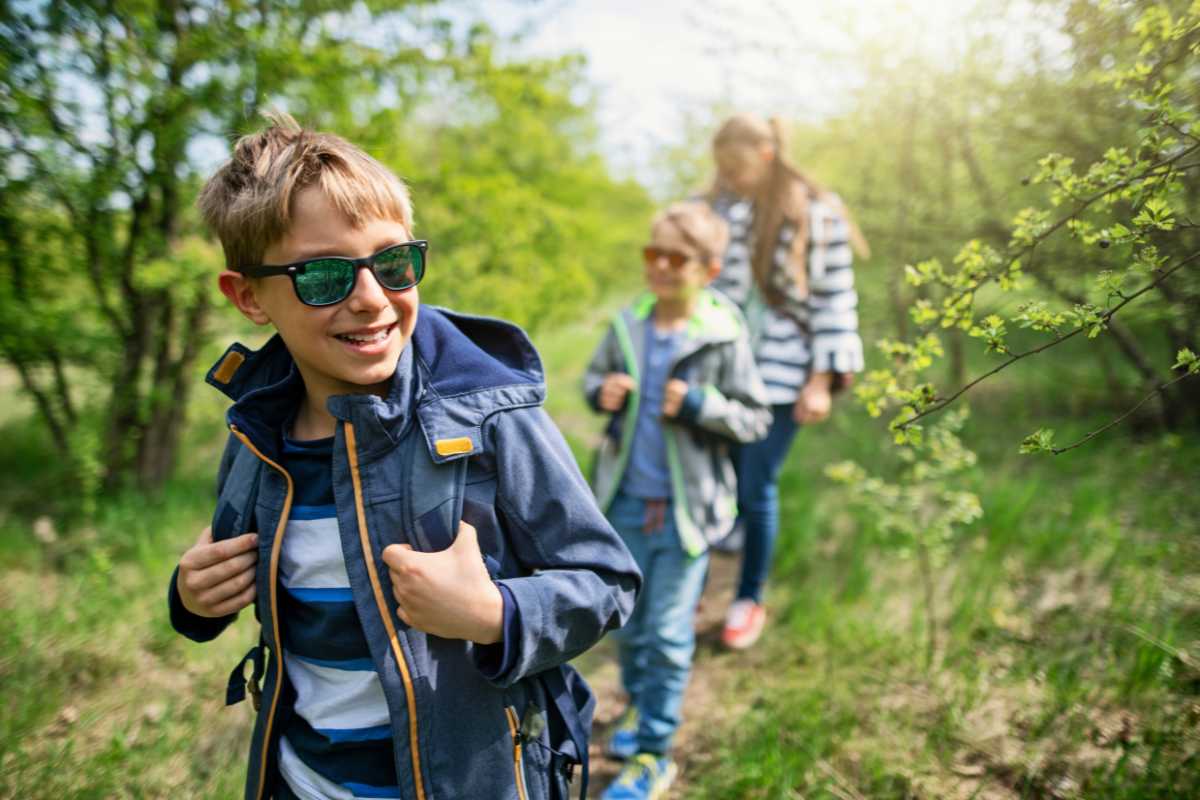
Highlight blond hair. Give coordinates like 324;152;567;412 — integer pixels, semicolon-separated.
651;201;730;263
198;111;414;269
709;114;869;304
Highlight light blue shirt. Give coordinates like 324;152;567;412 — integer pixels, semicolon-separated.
621;325;682;500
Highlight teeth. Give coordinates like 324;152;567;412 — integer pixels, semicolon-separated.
338;328;390;344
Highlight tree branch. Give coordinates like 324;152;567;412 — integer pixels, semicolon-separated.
82;223;130;339
1022;265;1163;386
938;142;1200;308
2;346;70;452
1050;371;1197;455
1164;120;1199;145
3;136;83;222
49;350;77;425
24;34;97;164
4;130;129;339
899;248;1200;428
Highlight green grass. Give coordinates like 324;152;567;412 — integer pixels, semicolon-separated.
678;391;1200;798
1;313;1197;798
0;440;256;797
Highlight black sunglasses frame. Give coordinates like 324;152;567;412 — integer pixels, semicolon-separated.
238;240;428;307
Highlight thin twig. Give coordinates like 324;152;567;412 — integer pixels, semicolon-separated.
938;142;1200;309
898;249;1200;428
1164;120;1200;145
1050;371;1196;454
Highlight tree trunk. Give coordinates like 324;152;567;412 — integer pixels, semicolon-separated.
939;105;967;387
102;315;151;492
917;540;938;669
136;291;209;489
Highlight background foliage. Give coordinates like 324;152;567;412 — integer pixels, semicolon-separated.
0;0;650;503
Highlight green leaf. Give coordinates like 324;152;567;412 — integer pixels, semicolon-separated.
1175;348;1199;374
1019;429;1056;455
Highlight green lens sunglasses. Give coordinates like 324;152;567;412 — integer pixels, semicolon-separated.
238;240;428;307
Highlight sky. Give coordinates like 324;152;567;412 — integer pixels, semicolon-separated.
483;0;1015;180
180;0;1060;192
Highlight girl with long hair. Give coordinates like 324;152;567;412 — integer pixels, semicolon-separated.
706;113;870;649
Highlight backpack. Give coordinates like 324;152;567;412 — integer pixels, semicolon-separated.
219;428;594;800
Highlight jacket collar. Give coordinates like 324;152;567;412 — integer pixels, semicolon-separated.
205;305;545;464
408;305;544;464
623;289;745;349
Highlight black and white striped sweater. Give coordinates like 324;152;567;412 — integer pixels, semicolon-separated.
709;192;864;405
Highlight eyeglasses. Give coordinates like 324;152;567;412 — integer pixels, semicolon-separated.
238;241;428;307
642;245;698;270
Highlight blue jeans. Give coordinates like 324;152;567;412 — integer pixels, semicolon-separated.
734;404;801;602
607;491;709;755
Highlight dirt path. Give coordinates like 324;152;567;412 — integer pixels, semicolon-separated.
582;549;757;798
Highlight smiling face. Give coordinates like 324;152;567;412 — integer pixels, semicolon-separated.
221;186;419;406
643;219;718;306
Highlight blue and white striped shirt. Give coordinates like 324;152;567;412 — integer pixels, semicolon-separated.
277;435;399;800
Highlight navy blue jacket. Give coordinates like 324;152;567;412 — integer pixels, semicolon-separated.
168;305;641;800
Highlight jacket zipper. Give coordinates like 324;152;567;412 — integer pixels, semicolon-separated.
229;424;294;800
505;706;529;800
344;421;427;800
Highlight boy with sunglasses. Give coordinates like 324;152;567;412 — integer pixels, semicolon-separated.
167;113;640;800
583;201;770;800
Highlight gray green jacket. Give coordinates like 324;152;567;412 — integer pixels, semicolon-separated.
583;290;771;556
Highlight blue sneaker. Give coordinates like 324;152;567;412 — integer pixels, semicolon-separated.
600;753;677;800
606;706;639;760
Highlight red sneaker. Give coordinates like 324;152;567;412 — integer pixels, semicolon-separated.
721;599;766;650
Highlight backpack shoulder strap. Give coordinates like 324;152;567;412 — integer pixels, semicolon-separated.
212;433;263;541
405;430;468;553
215;433;266;708
540;665;595;800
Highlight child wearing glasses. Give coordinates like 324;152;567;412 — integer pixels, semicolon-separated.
583;201;770;799
167;112;640;800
